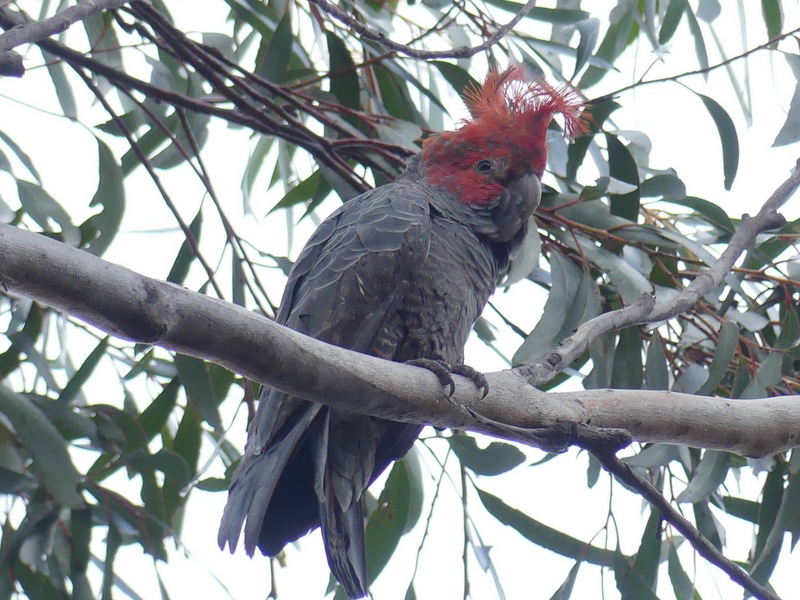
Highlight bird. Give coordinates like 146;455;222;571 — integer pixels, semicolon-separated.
218;66;587;598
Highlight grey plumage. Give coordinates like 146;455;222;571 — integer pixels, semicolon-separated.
219;149;541;598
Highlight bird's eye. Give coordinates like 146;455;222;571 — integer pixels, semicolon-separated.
475;160;493;172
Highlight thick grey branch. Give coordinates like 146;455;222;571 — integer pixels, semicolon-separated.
0;223;797;457
515;158;800;386
0;0;131;76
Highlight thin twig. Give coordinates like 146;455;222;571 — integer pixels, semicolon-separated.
0;0;131;76
308;0;536;60
588;443;781;600
608;26;800;98
515;158;799;386
73;68;227;299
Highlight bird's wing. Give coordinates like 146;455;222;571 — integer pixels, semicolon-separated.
219;183;431;563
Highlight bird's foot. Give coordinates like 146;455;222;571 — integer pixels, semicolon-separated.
406;359;489;398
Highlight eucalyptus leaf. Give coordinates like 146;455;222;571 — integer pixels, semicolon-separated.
677;450;730;503
0;384;84;508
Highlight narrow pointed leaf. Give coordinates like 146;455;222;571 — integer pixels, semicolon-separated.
677;450;730;503
614;547;660;600
694;93;739;190
0;384;83;508
477;488;610;565
667;542;695;600
449;433;525;476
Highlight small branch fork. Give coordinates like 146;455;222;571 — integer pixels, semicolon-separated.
586;443;781;600
0;0;131;76
307;0;537;59
513;163;799;600
514;159;800;388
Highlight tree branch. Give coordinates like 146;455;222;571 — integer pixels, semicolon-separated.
0;223;798;457
0;0;131;76
608;25;800;99
587;443;780;600
308;0;537;60
514;158;799;387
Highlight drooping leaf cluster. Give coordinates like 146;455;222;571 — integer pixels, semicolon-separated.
0;1;798;598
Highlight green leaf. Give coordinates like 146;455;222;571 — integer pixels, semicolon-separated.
166;208;202;285
270;169;323;213
773;75;800;146
741;352;783;398
667;542;695;600
543;196;674;247
101;525;122;600
639;174;686;200
662;196;735;232
172;405;202;478
677;450;730;503
633;508;662;590
719;495;760;524
694;93;739;190
579;10;636;88
698;321;739;395
684;7;709;74
0;384;83;508
513;252;593;365
43;51;77;119
614;546;660;600
586;453;602;488
483;1;589;24
58;337;109;404
624;444;682;469
127;448;191;488
751;464;794;583
431;61;479;101
93;404;148;454
0;129;41;182
256;11;292;83
70;507;93;593
15;559;64;600
611;327;643;390
449;433;525;476
760;0;782;39
605;133;640;221
693;501;723;550
659;0;687;45
175;354;223;432
477;488;610;565
84;138;125;257
751;475;800;582
17;180;80;246
326;31;360;113
569;238;652;304
566;99;619;181
573;18;600;78
645;334;669;391
242;134;274;208
365;459;412;581
549;560;582;599
83;11;124;72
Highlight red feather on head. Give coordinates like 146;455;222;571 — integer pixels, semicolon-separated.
461;66;589;177
420;67;589;204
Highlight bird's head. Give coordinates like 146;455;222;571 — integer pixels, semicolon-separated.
420;67;588;242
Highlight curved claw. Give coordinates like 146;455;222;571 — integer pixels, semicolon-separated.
405;358;456;396
450;364;489;399
406;359;489;398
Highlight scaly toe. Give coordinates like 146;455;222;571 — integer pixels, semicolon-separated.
406;358;456;396
451;364;489;398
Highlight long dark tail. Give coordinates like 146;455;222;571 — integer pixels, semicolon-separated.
320;487;369;598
